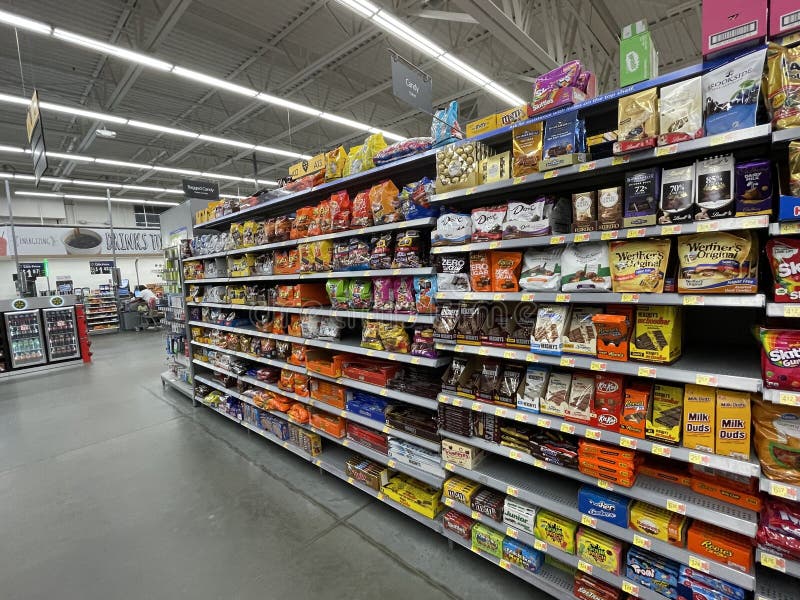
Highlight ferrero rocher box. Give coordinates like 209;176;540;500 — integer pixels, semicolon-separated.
435;139;492;193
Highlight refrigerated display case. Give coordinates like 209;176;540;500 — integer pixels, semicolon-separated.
42;307;80;361
0;317;8;373
5;309;46;368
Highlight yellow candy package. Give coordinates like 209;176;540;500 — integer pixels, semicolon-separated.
345;133;387;176
325;146;347;181
361;320;384;350
378;322;410;353
766;42;800;130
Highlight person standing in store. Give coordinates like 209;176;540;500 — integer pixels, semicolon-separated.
134;285;157;311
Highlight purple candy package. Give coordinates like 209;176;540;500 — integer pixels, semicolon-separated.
373;277;395;312
735;159;773;216
411;327;437;358
533;60;582;100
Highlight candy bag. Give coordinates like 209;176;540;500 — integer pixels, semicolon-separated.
325;146;347;180
352;190;373;227
393;230;424;268
432;100;463;146
370;180;401;225
379;322;410;353
394;276;416;313
318;317;345;340
399;177;438;220
348;238;370;271
411;327;437;358
333;241;351;271
348;279;373;310
326;279;349;309
414;275;437;313
329;190;351;231
317;200;332;234
369;233;394;270
361;320;384;350
373;277;395;312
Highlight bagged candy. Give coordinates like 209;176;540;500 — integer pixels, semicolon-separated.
326;279;349;310
318;316;344;340
287;315;302;337
766;238;800;302
761;327;800;391
702;48;766;136
766;43;800;130
393;230;424;268
411;328;437;358
471;205;506;242
394;277;416;313
352;190;373;227
348;279;373;310
361;320;384;350
373;277;395;312
373;137;433;166
325;146;347;180
274;215;292;241
292;206;314;239
400;177;438;220
754;398;800;484
791;141;800;197
519;247;563;291
317;200;332;234
431;100;463;146
332;240;351;271
379;322;410;353
369;233;394;270
414;275;437;313
435;254;470;292
431;212;472;246
491;251;522;292
329;190;351;231
470;251;491;292
370;180;401;225
306;205;322;237
348;238;370;271
314;240;333;272
300;315;321;339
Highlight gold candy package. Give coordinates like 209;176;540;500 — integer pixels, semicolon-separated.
677;230;758;293
609;239;671;293
791;141;800;197
512;122;544;177
325;146;347;180
753;398;800;485
614;88;658;154
766;42;800;130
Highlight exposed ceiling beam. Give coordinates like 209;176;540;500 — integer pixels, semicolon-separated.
411;9;477;24
453;0;559;73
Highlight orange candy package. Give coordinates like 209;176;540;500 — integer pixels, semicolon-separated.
352;190;373;227
490;251;522;292
369;180;401;225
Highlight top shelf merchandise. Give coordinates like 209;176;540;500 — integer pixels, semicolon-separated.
178;40;800;600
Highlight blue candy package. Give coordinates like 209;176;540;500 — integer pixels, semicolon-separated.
577;485;632;528
502;538;544;573
542;113;586;159
678;566;745;600
702;48;767;136
400;177;439;220
431;100;463;147
414;275;437;314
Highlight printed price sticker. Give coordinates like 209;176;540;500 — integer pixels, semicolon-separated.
342;439;350;447
656;144;678;157
695;373;717;386
506;527;519;539
379;389;388;396
314;459;322;467
282;442;289;448
688;451;711;466
465;187;477;195
512;176;526;185
325;342;333;349
626;228;646;238
574;233;590;243
555;293;571;302
347;477;354;484
579;161;597;172
508;450;522;460
435;292;445;300
581;514;597;527
478;348;489;356
494;407;507;417
778;392;800;406
471;511;480;520
514;413;529;423
534;539;548;552
410;357;421;365
590;361;607;372
550;235;566;245
666;499;686;514
585;429;602;440
578;560;593;574
387;353;396;361
710;131;735;146
525;353;538;363
543;169;559;179
560;423;575;434
637;366;657;378
445;462;455;471
472;402;483;412
622;581;640;597
600;230;619;240
382;425;390;434
682;295;705;306
340;410;347;418
489;241;501;250
387;459;396;468
452;398;463;407
464;293;474;300
560;357;575;367
661;224;682;235
697;221;720;233
537;417;552;428
632;534;652;550
760;551;786;572
499;559;511;571
366;350;376;357
492;293;503;301
444;497;454;507
769;481;798;501
597;479;614;490
742;215;767;229
784;305;800;318
454;344;465;352
391;269;403;276
377;492;385;501
506;486;519;496
520;293;535;302
620;436;638;449
651;444;672;458
780;221;800;235
620;293;640;303
688;556;710;573
502;350;516;359
612;155;630;166
533;458;547;469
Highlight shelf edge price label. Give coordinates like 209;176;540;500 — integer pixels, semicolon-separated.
688;451;711;466
683;295;705;306
585;428;602;440
769;481;797;500
578;161;597;172
494;407;507;417
508;449;522;460
512;175;526;185
760;551;786;572
560;422;575;434
550;235;566;245
632;534;652;550
651;444;671;457
656;144;678;157
445;462;455;471
435;292;445;300
543;169;559;179
600;230;619;240
574;232;590;243
626;228;646;238
379;388;388;397
520;293;535;302
387;459;396;468
506;485;519;496
612;155;630;166
410;357;421;365
387;353;396;361
444;497;454;507
619;436;638;449
502;350;516;359
780;221;800;235
695;373;717;386
697;221;719;233
620;293;640;303
590;360;606;372
666;499;686;514
471;402;483;412
498;559;511;571
471;510;480;520
688;555;711;573
505;526;519;539
778;392;800;406
533;458;547;469
537;417;551;428
452;398;463;407
581;514;597;527
637;366;657;378
577;560;593;575
533;539;548;552
464;293;474;300
560;356;575;367
783;305;800;318
621;580;639;597
710;131;735;146
525;353;538;363
661;224;682;235
478;348;489;356
488;241;501;250
597;479;614;490
492;293;503;301
555;293;571;302
514;413;528;423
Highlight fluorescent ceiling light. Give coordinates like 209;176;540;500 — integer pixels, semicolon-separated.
151;166;202;176
197;134;255;150
369;128;405;143
0;92;36;106
16;191;61;198
127;120;199;139
337;1;527;107
52;28;173;71
0;9;52;35
95;158;153;169
15;190;179;206
254;145;312;159
46;151;94;162
41;101;127;124
0;144;26;154
320;112;371;131
171;67;259;98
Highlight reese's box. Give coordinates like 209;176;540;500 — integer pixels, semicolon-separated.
620;381;652;439
629;306;682;364
682;384;715;453
715;389;751;460
646;383;683;445
686;521;753;573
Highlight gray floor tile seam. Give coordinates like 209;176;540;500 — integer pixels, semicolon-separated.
0;414;184;480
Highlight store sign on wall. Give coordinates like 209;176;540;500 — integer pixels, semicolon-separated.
0;226;162;256
19;262;46;279
89;260;114;274
390;53;432;114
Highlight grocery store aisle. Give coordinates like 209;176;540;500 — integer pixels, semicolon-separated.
0;332;553;600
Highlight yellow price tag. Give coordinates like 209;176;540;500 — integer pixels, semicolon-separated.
666;499;686;514
543;169;559;179
382;425;390;434
784;305;800;318
498;559;511;571
387;353;396;361
581;514;597;527
620;293;640;303
379;389;388;397
505;527;519;539
533;539;547;552
600;230;619;240
508;449;522;460
492;293;503;301
435;292;445;300
560;356;575;367
452;398;463;407
688;451;711;466
578;161;597;172
502;350;516;360
611;155;630;166
347;477;354;484
514;413;529;423
525;353;537;363
682;295;705;306
590;361;607;372
470;511;480;520
651;444;671;458
555;293;571;303
597;479;614;490
342;439;350;447
696;221;720;233
695;373;718;386
366;350;376;357
620;436;638;449
688;556;710;573
626;228;646;238
778;391;800;406
780;222;800;235
549;235;566;245
621;580;640;597
656;144;678;157
513;176;526;185
478;348;489;356
465;186;477;195
520;293;535;302
537;417;551;428
661;224;682;235
637;366;657;378
488;241;501;250
454;344;465;352
506;485;519;496
585;428;602;440
444;497;454;507
494;407;507;417
387;459;396;468
632;534;652;550
574;233;590;243
410;357;421;365
377;492;385;501
769;481;798;500
577;560;593;574
560;423;575;434
760;551;787;572
710;131;735;146
445;462;455;471
472;402;483;412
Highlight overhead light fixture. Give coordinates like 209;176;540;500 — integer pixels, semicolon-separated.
0;144;278;186
15;190;179;206
127;120;199;139
1;172;194;195
336;0;526;106
95;128;117;139
0;10;407;142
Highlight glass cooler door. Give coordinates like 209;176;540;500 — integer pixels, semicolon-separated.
42;307;80;361
5;309;46;368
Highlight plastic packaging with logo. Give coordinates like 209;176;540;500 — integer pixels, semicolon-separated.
702;48;767;136
658;76;703;145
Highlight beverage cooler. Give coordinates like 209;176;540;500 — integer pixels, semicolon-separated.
0;296;87;375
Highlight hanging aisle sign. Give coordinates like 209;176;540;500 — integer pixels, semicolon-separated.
390;53;433;114
18;262;46;279
25;90;48;187
182;179;219;200
89;260;114;274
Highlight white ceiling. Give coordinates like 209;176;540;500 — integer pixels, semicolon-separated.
0;0;701;201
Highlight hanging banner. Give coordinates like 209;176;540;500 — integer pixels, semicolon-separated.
25;90;48;187
0;226;162;256
182;179;219;200
390;53;433;114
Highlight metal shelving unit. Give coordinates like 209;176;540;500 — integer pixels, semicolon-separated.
757;549;800;579
184;266;435;284
766;303;800;318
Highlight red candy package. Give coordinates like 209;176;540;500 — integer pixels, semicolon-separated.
767;238;800;303
760;327;800;390
329;190;351;232
757;498;800;560
352;190;373;227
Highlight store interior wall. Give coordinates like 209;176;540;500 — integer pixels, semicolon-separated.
1;197;144;227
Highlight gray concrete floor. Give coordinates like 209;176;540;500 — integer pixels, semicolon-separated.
0;331;557;600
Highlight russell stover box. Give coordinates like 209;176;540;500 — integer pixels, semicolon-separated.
539;114;587;171
624;168;659;227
